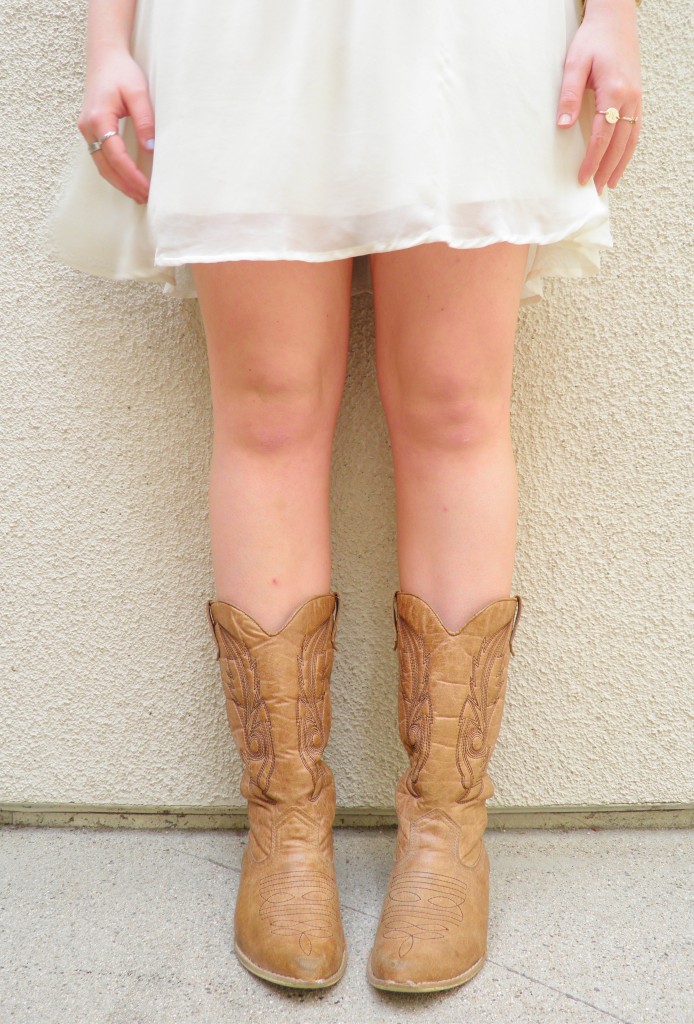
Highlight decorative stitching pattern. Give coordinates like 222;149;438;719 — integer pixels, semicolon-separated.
381;870;467;958
455;619;513;804
259;869;340;956
217;622;275;797
396;616;433;798
296;616;334;801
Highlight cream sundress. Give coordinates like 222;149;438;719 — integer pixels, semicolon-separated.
46;0;612;305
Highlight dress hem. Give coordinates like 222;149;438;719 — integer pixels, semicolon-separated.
151;212;612;269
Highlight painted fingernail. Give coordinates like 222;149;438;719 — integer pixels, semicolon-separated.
558;113;572;126
145;138;155;151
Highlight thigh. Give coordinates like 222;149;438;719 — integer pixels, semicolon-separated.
370;242;530;407
191;259;354;416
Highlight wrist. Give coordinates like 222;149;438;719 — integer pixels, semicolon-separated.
581;0;641;19
86;41;133;73
86;0;136;66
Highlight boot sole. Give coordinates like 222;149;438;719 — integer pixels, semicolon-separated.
234;940;347;989
367;951;486;993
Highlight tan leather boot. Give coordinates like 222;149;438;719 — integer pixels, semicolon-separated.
368;589;523;992
206;590;347;989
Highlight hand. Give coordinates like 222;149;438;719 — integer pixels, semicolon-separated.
557;0;642;194
78;49;155;204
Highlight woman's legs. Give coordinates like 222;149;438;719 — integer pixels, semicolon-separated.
191;258;353;632
370;241;530;629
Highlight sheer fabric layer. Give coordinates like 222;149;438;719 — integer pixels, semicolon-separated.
46;0;612;305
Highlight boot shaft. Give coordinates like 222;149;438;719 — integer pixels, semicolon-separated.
206;592;341;811
392;591;522;815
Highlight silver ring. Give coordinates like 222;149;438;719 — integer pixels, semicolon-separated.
87;129;118;155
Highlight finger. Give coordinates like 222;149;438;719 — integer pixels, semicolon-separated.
578;72;635;185
557;50;591;127
578;106;621;186
607;103;643;188
80;109;149;198
594;105;638;193
97;129;151;198
90;150;146;203
123;85;156;154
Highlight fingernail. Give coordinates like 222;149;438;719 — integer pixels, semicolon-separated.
558;113;572;126
145;138;155;151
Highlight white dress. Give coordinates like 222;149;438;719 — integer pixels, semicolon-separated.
45;0;612;305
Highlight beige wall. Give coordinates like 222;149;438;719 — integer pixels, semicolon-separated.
2;1;691;812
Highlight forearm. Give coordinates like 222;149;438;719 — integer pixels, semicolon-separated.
86;0;137;70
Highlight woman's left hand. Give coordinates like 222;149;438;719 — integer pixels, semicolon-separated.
557;0;642;194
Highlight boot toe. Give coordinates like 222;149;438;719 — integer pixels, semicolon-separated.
368;935;485;992
236;934;346;988
234;863;347;988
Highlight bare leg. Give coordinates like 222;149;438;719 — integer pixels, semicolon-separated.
192;259;353;632
370;241;529;630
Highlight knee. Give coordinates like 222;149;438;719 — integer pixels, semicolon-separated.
385;374;511;451
214;368;330;454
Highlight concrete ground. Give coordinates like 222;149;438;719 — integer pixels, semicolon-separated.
0;827;691;1024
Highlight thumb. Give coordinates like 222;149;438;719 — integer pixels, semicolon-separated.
557;50;591;127
124;86;156;151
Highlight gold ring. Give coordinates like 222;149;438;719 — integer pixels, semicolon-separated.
597;108;639;126
597;107;622;124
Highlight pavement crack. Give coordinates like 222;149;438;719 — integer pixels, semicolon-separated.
339;902;380;921
161;848;241;873
487;959;634;1024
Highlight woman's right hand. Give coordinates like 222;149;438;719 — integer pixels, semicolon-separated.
78;49;155;205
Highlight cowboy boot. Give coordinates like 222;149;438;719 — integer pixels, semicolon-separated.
206;590;347;989
368;589;523;992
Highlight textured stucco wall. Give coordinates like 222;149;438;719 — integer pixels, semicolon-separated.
1;1;692;811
